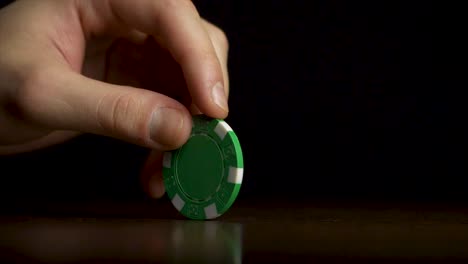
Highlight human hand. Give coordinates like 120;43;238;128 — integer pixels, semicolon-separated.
0;0;230;198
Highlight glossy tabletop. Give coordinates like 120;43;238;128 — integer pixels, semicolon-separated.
2;198;468;263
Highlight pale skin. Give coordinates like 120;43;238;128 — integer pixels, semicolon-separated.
0;0;230;198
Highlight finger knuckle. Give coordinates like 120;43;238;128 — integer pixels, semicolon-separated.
96;92;148;143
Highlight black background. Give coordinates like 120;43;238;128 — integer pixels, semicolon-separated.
0;1;457;206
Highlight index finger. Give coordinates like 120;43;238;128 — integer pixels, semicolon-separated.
80;0;228;118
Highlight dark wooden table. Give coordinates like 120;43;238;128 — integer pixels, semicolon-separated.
2;198;468;263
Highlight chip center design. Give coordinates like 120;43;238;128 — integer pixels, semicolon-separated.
175;133;224;201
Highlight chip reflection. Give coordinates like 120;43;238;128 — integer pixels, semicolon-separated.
0;218;243;263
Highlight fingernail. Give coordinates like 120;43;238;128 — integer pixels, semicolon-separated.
149;172;165;199
211;82;229;112
150;107;184;147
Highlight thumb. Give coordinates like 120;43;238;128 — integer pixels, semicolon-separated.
20;69;192;150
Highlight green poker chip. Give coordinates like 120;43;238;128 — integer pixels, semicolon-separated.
162;114;244;220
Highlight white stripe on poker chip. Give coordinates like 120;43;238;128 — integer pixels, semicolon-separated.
172;194;185;211
204;203;218;219
163;152;172;168
214;121;232;141
228;167;243;184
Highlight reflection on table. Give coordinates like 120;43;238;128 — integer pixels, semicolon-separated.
0;218;242;263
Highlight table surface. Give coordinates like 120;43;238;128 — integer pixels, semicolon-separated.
2;198;468;263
